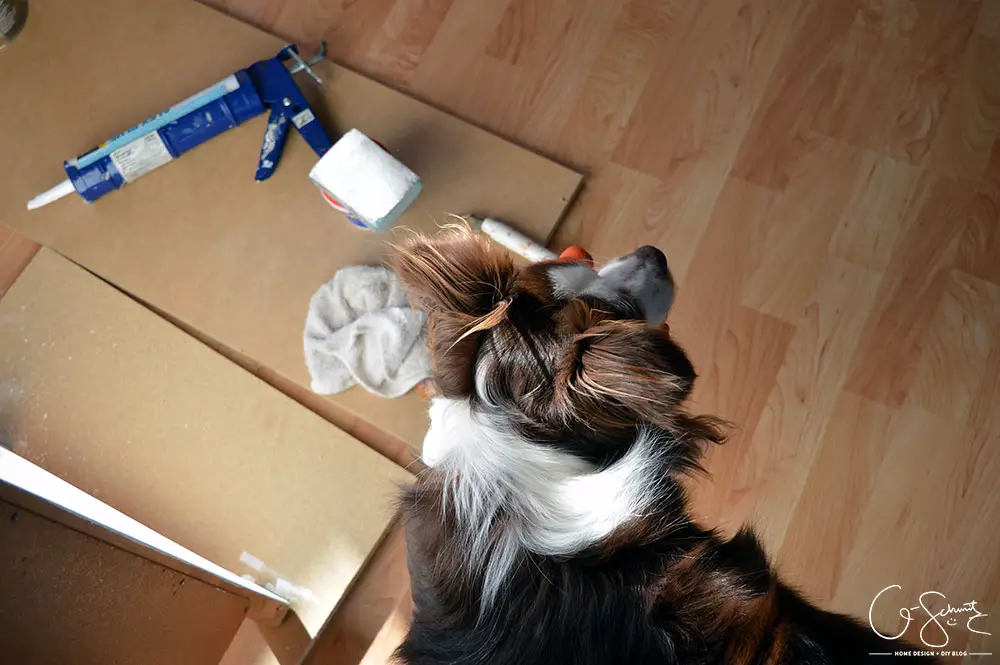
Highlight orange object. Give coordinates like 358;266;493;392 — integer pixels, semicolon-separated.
414;378;439;399
558;245;594;267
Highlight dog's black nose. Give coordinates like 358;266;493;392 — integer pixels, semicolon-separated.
634;245;669;273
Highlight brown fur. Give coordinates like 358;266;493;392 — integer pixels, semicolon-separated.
392;229;936;665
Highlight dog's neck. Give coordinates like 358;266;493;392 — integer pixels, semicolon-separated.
421;397;674;608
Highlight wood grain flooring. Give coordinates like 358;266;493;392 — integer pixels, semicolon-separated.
2;0;998;661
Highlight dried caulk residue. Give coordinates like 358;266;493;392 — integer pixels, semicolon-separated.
274;578;319;603
259;115;287;170
240;551;267;572
239;551;318;604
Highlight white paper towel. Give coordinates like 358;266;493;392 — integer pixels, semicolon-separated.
309;129;422;231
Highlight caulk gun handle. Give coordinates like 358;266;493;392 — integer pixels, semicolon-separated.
249;49;334;181
255;107;291;182
295;108;334;158
254;103;332;181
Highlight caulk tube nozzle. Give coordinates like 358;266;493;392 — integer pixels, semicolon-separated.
27;179;76;211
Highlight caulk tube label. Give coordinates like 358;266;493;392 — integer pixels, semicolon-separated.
67;74;242;170
108;132;174;183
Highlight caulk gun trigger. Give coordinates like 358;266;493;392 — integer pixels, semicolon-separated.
247;45;334;180
255;107;291;182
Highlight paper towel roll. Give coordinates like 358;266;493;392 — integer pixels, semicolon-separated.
309;129;422;231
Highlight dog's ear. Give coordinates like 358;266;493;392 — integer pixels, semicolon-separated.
393;228;515;318
393;229;516;397
558;303;726;446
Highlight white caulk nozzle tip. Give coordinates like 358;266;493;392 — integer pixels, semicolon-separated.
27;179;75;211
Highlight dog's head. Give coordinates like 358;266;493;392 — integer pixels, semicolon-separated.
394;228;723;469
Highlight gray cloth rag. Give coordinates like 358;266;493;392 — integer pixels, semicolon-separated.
304;265;431;398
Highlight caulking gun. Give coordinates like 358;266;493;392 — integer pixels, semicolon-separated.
27;43;334;210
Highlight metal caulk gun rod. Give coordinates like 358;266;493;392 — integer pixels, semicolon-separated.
286;46;323;84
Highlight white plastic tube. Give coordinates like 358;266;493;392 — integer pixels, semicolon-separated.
466;215;557;262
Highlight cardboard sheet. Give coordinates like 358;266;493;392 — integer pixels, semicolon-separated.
0;0;582;449
0;487;250;665
0;249;411;636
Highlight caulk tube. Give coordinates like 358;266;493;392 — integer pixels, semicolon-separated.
27;71;266;210
465;215;557;262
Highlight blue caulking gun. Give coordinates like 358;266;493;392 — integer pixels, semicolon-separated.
27;44;334;210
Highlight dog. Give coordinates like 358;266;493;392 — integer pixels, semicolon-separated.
390;229;933;664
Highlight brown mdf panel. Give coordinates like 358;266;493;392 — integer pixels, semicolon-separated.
301;520;410;665
0;0;581;451
0;455;288;623
357;590;413;665
0;499;247;665
0;250;411;637
0;225;39;299
222;519;410;665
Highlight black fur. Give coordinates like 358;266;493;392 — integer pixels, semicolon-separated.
397;478;928;664
392;233;936;665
